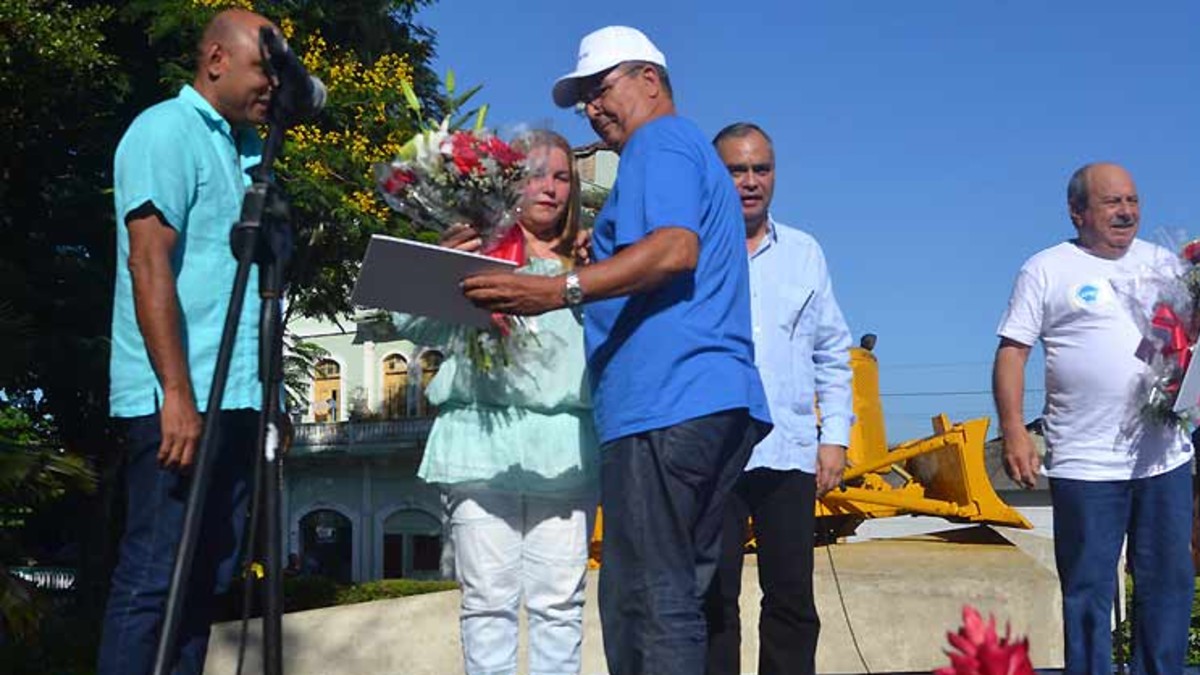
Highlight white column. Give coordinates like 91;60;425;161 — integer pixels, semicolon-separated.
362;341;378;412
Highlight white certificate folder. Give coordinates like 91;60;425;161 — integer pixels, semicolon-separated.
1173;349;1200;414
350;234;517;329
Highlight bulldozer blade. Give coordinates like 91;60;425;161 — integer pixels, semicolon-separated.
902;415;1032;529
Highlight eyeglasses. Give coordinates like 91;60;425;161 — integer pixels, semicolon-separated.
573;66;640;115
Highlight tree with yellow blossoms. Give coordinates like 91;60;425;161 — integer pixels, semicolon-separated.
123;0;445;321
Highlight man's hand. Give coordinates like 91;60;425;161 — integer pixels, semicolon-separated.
127;209;199;471
158;387;202;471
462;272;564;316
440;223;483;253
1002;429;1041;489
816;443;847;497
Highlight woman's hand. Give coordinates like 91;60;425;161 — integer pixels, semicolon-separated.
573;228;593;265
440;223;483;253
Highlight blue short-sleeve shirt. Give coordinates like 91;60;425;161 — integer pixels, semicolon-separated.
586;115;770;443
109;85;263;417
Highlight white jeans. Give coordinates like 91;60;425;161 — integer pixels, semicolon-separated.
448;487;594;675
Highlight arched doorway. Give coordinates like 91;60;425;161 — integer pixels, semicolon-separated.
299;509;353;583
382;353;408;419
416;351;443;417
381;509;442;580
312;359;341;423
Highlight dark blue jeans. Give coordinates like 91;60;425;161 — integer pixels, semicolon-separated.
97;409;257;675
598;409;768;675
1051;461;1194;675
705;469;819;675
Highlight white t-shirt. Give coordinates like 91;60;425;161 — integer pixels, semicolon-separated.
997;239;1193;481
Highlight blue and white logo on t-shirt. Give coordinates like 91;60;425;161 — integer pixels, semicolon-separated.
1069;280;1112;309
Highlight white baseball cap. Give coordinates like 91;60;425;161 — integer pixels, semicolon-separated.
552;26;667;108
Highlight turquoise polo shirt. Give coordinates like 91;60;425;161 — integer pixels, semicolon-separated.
109;85;263;417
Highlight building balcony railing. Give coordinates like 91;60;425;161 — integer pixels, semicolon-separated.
10;566;76;591
293;418;435;453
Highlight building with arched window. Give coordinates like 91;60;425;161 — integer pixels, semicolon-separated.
282;313;449;583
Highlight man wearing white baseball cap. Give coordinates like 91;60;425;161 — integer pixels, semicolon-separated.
462;25;771;675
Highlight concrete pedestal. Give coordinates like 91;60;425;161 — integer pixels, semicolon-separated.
206;525;1062;674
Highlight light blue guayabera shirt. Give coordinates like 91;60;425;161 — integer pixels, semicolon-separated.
587;115;770;444
747;217;854;473
109;85;263;417
392;257;599;495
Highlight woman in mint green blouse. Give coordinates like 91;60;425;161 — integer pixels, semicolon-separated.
392;130;597;675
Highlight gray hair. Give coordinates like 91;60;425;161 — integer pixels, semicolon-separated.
622;61;672;100
712;122;774;151
1067;164;1094;213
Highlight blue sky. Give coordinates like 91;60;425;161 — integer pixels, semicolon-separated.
417;0;1200;442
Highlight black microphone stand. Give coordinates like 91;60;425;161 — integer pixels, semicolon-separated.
152;116;292;675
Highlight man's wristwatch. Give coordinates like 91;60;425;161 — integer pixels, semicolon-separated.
562;272;584;307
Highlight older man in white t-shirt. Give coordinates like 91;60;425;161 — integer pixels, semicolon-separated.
993;162;1194;675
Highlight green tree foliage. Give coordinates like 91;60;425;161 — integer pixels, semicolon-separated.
114;0;442;321
0;407;96;642
0;0;125;453
0;0;444;652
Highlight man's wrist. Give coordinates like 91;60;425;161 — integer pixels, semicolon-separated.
999;418;1027;436
161;381;194;401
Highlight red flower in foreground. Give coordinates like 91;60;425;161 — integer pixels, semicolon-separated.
934;606;1034;675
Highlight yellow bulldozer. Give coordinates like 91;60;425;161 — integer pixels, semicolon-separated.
590;336;1029;564
814;337;1030;542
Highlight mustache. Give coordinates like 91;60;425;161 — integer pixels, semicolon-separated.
1110;215;1136;226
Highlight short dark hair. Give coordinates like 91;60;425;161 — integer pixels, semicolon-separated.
712;122;774;151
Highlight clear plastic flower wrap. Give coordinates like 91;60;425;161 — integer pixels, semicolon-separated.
1112;230;1200;429
371;79;542;371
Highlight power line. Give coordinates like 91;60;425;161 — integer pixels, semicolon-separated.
881;360;995;370
880;388;1045;397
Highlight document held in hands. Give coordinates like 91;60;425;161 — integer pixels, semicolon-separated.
351;234;517;329
1173;348;1200;414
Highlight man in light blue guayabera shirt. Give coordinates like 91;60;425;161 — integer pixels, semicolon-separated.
706;122;854;675
98;9;278;675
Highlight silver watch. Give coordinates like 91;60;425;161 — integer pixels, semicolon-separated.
563;272;584;306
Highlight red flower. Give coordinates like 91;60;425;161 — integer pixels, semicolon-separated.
450;132;484;175
483;136;524;167
934;606;1034;675
382;168;416;194
1183;239;1200;266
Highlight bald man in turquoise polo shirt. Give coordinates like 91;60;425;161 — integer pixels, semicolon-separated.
98;9;280;675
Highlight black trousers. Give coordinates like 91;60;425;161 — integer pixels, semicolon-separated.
598;409;768;675
704;468;819;675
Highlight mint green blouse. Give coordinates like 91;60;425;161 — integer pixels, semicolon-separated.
391;257;598;495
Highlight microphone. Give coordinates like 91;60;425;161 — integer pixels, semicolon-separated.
259;26;326;125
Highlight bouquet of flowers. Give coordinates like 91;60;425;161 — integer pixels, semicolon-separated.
375;122;527;253
935;605;1034;675
1114;233;1200;428
374;78;535;371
